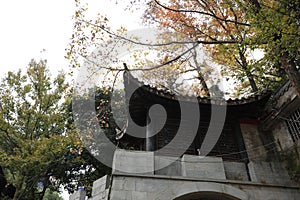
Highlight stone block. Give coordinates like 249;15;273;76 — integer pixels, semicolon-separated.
112;149;154;175
240;123;267;161
93;189;109;200
132;191;147;200
135;178;163;192
224;161;249;181
69;190;86;200
248;161;293;185
181;155;226;179
110;190;132;200
112;177;136;191
155;155;181;176
92;175;109;196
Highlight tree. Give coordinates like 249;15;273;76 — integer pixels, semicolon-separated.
238;0;300;97
142;0;292;95
68;0;294;98
133;0;299;96
0;59;77;199
0;59;109;199
130;31;217;97
42;188;63;200
67;0;300;100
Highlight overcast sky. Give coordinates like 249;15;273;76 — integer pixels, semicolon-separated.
0;0;143;79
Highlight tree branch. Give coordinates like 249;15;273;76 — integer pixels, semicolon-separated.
80;20;198;47
154;0;250;27
80;19;239;54
79;42;201;76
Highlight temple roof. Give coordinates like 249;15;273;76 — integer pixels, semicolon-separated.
260;81;300;130
123;70;271;107
118;70;272;152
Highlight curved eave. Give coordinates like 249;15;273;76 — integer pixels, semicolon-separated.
124;70;271;107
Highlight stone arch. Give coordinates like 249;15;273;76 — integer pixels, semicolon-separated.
170;182;249;200
174;191;240;200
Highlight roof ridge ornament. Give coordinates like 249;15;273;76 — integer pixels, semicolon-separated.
123;63;129;71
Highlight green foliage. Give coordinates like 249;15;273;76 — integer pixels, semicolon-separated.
242;0;300;62
0;59;110;199
237;0;300;96
42;188;63;200
0;59;76;199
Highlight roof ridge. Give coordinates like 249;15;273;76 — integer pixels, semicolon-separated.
123;70;271;105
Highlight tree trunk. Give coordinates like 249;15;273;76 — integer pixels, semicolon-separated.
280;54;300;98
197;71;210;97
191;50;210;97
12;176;26;200
13;184;22;200
245;68;258;93
239;51;258;92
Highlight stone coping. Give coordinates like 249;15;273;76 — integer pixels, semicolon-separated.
112;172;299;189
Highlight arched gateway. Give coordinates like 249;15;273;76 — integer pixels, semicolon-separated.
167;182;248;200
174;192;240;200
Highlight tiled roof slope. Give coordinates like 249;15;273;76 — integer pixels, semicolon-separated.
124;70;271;106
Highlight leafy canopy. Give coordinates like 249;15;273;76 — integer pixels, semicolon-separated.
0;59;80;199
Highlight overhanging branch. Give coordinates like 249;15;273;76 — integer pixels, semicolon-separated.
80;19;238;47
154;0;250;27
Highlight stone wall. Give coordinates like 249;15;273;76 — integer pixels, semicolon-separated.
240;123;267;161
272;121;294;152
111;149;294;185
90;175;109;200
109;174;300;200
223;161;249;181
264;82;300;153
248;161;292;185
71;150;299;200
69;190;86;200
112;149;239;180
181;155;226;180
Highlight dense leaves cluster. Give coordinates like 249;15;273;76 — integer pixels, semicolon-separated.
240;0;300;96
0;59;76;199
0;60;111;199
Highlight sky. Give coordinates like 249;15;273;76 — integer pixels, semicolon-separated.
0;0;144;78
0;0;144;199
0;0;72;77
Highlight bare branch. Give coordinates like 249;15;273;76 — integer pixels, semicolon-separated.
130;43;200;71
79;42;200;78
111;70;122;94
80;19;238;47
81;19;197;47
